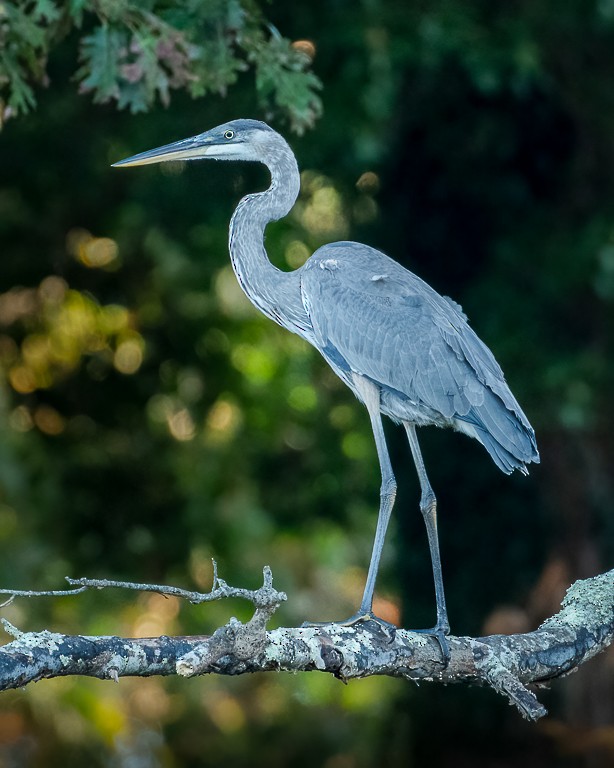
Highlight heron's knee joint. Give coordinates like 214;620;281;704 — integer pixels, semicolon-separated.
380;477;397;500
419;491;436;518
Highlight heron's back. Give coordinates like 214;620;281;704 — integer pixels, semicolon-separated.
299;242;539;474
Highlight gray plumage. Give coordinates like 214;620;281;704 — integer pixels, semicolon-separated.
114;118;539;654
301;244;537;475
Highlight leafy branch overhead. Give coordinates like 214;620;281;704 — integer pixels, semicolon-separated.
0;0;321;132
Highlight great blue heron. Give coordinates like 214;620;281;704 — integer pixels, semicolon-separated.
114;119;539;658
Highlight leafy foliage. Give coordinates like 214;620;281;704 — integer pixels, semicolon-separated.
0;0;60;120
0;0;322;132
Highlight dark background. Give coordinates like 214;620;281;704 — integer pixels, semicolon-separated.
0;1;613;766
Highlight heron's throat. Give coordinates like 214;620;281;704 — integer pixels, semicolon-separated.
227;145;308;335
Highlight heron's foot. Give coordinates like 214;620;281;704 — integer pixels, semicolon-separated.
302;610;397;641
411;624;451;667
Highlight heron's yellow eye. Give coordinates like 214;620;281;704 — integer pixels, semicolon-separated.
224;130;235;140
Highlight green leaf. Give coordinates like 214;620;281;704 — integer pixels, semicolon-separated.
249;33;322;133
76;25;126;103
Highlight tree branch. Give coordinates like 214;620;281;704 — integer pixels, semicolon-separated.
0;567;612;721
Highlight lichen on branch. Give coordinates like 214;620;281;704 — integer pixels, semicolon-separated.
0;567;612;721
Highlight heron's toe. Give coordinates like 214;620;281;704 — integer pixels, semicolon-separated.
411;625;451;666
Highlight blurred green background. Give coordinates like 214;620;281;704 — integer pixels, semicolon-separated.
1;1;614;766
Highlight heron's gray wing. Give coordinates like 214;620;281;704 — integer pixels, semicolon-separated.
300;242;538;471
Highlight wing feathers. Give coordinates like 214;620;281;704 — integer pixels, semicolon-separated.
301;242;539;471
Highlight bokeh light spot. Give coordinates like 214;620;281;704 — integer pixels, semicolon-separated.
231;344;277;383
205;398;242;443
356;171;380;193
39;276;68;304
204;692;246;734
285;240;310;268
9;365;38;393
292;39;316;60
68;228;120;269
167;408;196;441
33;405;66;436
288;384;317;411
342;431;371;460
8;405;33;431
114;336;144;374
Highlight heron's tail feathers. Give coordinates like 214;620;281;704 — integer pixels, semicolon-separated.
457;389;539;475
474;426;538;475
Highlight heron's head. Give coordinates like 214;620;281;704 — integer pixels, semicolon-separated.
112;119;280;168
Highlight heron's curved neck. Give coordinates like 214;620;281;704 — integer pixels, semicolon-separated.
229;140;309;335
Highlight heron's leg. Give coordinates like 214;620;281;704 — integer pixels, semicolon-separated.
304;374;397;634
403;423;451;658
352;374;397;618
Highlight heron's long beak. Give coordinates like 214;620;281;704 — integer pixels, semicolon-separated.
112;135;213;168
